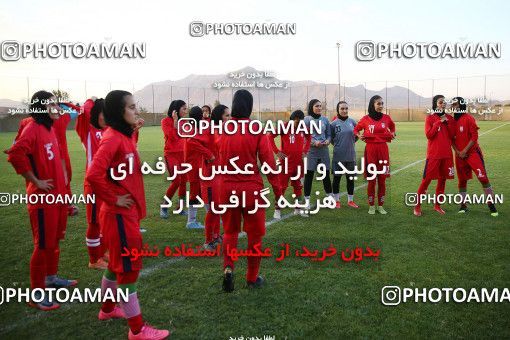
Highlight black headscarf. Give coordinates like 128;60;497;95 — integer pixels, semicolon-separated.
368;95;383;121
336;100;348;121
168;100;187;119
211;104;228;123
307;99;321;119
231;90;253;119
189;106;203;123
452;96;467;121
432;95;445;117
90;98;104;130
104;90;134;137
290;109;304;121
30;90;54;130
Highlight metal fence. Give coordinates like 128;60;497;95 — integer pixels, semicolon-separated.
1;73;509;131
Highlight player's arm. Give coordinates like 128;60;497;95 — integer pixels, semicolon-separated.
323;119;331;145
459;117;479;158
7;126;54;191
425;116;441;139
353;118;365;140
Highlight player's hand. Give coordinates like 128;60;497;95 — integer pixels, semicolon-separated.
116;194;134;208
314;141;321;147
206;155;216;163
322;140;330;146
459;150;467;159
171;110;178;120
359;133;366;141
440;115;447;123
276;151;287;160
36;179;54;192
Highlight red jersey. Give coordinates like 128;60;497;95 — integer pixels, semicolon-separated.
86;128;146;219
454;114;479;155
218;118;281;196
353;114;395;143
423;113;455;159
161;117;184;154
268;122;310;164
7;121;66;207
184;130;215;183
75;99;105;169
13;117;33;143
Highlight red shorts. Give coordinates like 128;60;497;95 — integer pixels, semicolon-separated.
220;183;266;236
455;147;488;182
364;143;390;178
100;210;143;274
422;158;454;180
29;205;67;249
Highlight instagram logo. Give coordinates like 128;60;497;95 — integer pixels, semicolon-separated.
178;118;197;137
1;40;21;61
355;40;376;61
0;193;11;206
404;193;419;206
189;21;205;37
381;286;401;306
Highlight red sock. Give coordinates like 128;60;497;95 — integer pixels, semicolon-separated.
86;225;101;263
377;175;386;206
367;180;376;206
246;234;262;283
204;211;214;243
223;232;238;270
46;246;59;276
435;178;446;196
417;177;432;207
30;248;46;289
128;314;144;334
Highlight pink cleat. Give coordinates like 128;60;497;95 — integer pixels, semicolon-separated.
347;201;359;209
128;324;170;340
335;201;341;209
98;305;125;320
413;205;422;216
434;205;445;215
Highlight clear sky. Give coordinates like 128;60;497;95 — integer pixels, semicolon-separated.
1;0;509;101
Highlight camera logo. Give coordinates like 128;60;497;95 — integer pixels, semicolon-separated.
355;40;376;61
190;22;205;37
381;286;401;306
0;193;11;206
1;40;21;61
178;118;197;137
404;193;418;207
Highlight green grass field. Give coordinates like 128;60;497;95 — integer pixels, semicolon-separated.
0;121;508;339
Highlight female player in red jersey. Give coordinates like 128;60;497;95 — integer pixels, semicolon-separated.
202;104;231;250
451;97;498;217
184;106;215;229
268;109;310;219
87;90;169;340
160;100;188;219
354;95;396;215
220;90;281;292
414;95;456;216
75;98;109;268
7;90;77;311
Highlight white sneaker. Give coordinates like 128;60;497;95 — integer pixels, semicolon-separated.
273;209;281;220
294;208;309;218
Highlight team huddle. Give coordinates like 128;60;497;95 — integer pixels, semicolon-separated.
4;88;498;340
